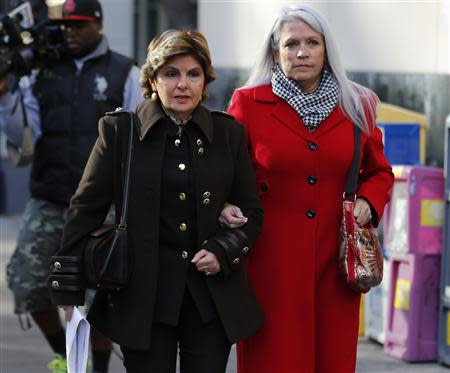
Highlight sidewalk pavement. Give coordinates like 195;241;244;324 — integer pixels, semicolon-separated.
1;214;449;372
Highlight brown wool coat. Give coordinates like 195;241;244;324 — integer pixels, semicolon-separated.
50;99;265;349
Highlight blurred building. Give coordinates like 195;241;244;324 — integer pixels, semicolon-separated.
1;0;448;167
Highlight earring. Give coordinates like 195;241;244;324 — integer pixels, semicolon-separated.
150;90;158;101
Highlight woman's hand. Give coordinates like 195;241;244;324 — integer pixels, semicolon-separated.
62;305;74;322
219;202;247;228
354;198;372;226
191;249;221;275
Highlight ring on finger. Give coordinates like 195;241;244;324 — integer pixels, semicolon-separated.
205;271;212;276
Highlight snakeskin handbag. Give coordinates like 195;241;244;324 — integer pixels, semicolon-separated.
338;126;383;293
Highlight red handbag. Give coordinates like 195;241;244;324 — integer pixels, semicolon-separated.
338;126;383;293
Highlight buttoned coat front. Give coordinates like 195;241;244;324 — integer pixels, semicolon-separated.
50;99;264;350
228;85;394;373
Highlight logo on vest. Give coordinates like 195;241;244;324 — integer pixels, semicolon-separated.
64;0;76;13
93;74;108;101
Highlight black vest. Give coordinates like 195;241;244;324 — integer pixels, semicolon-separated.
31;50;133;204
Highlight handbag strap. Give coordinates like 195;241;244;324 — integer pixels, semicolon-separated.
344;125;362;198
19;91;30;129
117;112;135;229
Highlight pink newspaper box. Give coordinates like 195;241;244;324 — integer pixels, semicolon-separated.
384;253;441;361
383;166;444;256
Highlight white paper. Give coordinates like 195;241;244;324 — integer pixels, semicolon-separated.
66;306;91;373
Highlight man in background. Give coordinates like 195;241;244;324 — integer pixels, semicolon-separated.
0;0;142;371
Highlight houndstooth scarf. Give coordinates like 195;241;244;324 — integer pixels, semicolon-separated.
271;65;339;131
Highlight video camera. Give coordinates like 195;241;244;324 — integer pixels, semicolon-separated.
0;2;68;79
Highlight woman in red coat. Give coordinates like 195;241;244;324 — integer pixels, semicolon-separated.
222;4;394;373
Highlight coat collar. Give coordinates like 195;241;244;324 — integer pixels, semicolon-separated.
252;84;347;139
253;84;278;103
135;99;213;143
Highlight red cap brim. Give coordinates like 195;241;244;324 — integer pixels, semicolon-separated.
52;15;98;22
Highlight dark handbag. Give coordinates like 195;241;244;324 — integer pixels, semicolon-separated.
84;111;135;291
338;126;383;293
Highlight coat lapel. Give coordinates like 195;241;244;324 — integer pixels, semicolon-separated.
271;101;315;141
254;86;314;142
135;99;165;141
314;106;347;138
135;99;214;144
255;85;348;140
191;105;214;144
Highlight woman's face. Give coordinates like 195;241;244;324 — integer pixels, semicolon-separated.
151;54;205;120
274;19;326;93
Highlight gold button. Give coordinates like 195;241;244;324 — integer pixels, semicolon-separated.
178;163;186;171
52;281;60;289
175;139;181;147
198;148;204;156
196;139;203;146
203;191;210;198
179;192;186;201
202;240;208;245
179;223;187;231
242;247;249;254
202;198;210;206
232;258;240;264
54;262;61;270
181;251;188;259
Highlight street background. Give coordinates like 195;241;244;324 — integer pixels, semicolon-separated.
1;214;449;373
0;1;449;372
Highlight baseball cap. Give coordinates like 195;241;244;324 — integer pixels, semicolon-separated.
54;0;103;22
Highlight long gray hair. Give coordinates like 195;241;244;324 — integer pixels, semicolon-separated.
243;4;378;133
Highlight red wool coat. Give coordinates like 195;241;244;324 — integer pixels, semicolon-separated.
228;85;394;373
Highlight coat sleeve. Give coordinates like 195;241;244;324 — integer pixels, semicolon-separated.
228;89;249;139
201;121;263;279
48;115;118;306
357;125;394;226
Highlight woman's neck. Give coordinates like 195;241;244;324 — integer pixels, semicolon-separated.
160;105;192;125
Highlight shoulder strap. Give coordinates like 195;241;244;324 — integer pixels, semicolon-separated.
345;125;361;197
211;110;235;120
117;112;135;229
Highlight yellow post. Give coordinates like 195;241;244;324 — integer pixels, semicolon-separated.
359;295;365;337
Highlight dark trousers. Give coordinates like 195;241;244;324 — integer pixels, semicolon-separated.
121;290;231;373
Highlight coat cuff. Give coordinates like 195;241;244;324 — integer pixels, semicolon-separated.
203;229;252;273
356;196;379;226
357;187;389;227
48;256;85;305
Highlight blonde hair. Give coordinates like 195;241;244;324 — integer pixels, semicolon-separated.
140;29;216;99
243;4;378;133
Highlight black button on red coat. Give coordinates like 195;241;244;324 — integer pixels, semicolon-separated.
306;209;316;218
308;176;317;184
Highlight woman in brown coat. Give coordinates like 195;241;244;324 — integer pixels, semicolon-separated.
48;29;264;373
